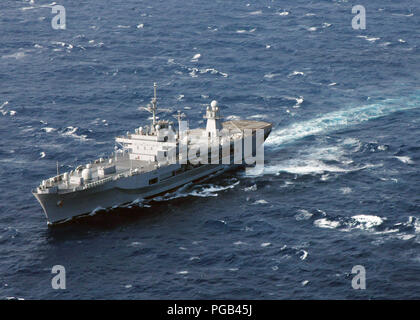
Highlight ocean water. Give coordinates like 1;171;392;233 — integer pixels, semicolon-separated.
0;0;419;299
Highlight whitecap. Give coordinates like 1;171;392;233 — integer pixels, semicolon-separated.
136;23;144;29
288;71;304;77
340;187;352;194
314;218;340;229
261;242;271;247
307;27;317;32
394;156;414;164
42;127;56;133
277;11;289;16
39;152;46;158
357;36;380;42
253;199;268;205
351;215;384;230
176;270;189;275
191;53;201;61
299;250;308;260
249;10;262;15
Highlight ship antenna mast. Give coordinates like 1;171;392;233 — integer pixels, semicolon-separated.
151;82;157;127
173;110;186;138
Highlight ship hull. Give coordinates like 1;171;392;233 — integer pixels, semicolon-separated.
33;163;233;225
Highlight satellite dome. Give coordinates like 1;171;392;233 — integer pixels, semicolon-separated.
211;100;218;109
82;168;92;181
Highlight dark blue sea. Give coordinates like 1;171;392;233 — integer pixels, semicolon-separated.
0;0;419;299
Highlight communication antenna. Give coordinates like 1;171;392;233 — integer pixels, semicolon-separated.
151;82;157;126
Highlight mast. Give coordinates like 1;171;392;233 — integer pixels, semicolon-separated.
151;82;157;127
173;110;186;138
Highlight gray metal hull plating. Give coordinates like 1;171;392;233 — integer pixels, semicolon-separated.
33;163;230;225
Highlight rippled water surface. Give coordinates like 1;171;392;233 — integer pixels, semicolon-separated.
0;0;419;299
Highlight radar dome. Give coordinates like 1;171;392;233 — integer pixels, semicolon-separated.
211;100;218;109
82;169;92;181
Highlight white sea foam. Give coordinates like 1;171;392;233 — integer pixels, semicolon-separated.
2;51;25;59
351;215;384;230
277;11;289;16
176;270;189;275
191;53;201;61
261;242;271;247
340;187;352;194
314;218;340;229
288;71;304;77
394;156;414;164
300;250;308;260
253;199;269;205
249;10;262;15
61;126;89;141
39;152;46;158
357;35;380;42
42;127;56;133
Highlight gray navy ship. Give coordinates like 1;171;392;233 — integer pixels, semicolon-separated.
33;84;272;225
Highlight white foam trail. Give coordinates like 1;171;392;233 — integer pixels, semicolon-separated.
266;96;420;149
249;160;377;176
